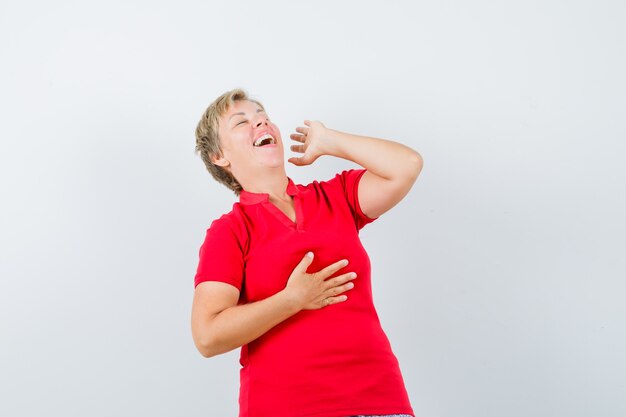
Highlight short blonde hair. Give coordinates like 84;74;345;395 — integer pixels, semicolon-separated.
194;88;266;196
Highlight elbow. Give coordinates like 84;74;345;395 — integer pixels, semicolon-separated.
193;331;221;358
411;150;423;169
193;335;211;358
198;347;217;359
195;338;219;358
194;333;234;358
390;151;423;186
194;336;210;357
192;311;236;358
406;151;424;181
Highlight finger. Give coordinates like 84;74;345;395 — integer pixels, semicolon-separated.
321;295;348;307
291;144;305;153
326;280;355;296
325;272;358;289
304;120;311;126
289;133;306;142
295;126;308;134
291;157;312;166
316;258;350;279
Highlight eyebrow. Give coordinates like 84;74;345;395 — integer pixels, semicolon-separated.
229;108;265;122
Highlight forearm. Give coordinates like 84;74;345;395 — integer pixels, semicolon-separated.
199;290;301;357
324;128;422;181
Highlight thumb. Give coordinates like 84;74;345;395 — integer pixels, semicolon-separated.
288;157;303;166
297;251;314;271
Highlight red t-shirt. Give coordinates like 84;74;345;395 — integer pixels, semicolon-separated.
194;168;414;417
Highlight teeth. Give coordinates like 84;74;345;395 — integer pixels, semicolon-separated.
253;133;276;147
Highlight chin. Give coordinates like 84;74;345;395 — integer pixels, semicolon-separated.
266;160;285;168
264;153;284;167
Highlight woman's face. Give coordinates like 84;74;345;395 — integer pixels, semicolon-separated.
214;100;284;179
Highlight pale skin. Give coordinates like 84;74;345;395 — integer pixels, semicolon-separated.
191;100;423;358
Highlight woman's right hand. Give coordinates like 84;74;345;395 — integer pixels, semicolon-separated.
283;252;357;310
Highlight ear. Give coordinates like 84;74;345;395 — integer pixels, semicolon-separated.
211;153;231;169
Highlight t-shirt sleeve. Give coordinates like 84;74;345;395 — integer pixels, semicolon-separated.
329;168;380;231
193;217;244;290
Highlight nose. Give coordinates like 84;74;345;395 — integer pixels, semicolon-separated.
254;115;269;128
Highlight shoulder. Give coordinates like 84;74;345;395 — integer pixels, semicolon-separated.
205;206;249;247
304;168;367;193
308;168;378;230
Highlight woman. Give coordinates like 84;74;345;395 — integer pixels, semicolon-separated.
191;88;423;417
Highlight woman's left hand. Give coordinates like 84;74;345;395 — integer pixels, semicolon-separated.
288;120;334;166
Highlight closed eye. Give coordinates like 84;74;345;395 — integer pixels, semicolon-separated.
236;116;270;126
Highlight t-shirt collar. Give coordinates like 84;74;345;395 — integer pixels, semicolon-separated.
239;176;299;205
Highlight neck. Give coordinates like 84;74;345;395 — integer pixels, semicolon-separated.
239;168;291;201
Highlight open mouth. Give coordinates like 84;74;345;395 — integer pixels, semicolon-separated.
253;133;277;147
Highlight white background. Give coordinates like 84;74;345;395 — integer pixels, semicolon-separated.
1;1;625;416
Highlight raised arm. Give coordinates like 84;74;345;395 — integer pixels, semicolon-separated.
289;121;423;219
